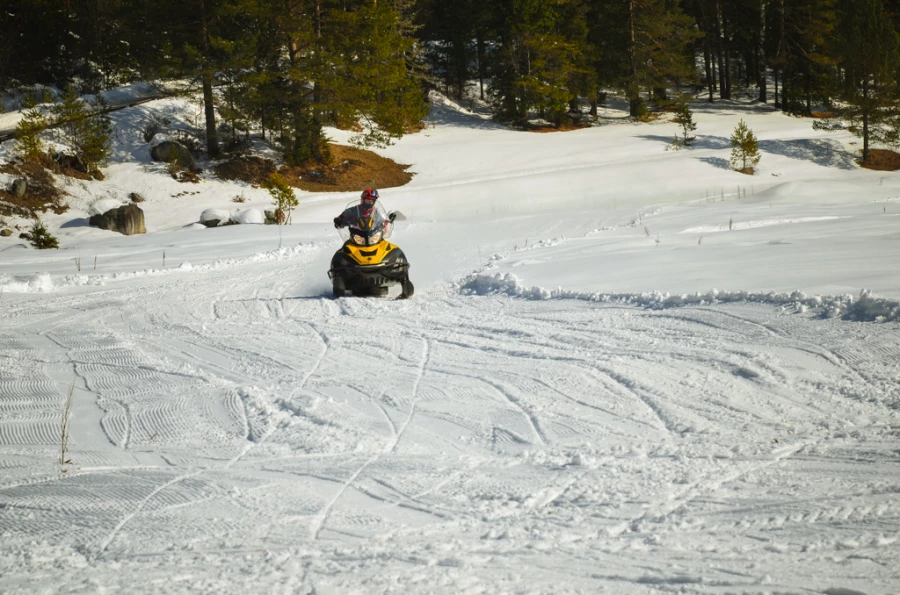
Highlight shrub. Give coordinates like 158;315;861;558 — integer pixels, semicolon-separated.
264;173;298;225
730;119;761;174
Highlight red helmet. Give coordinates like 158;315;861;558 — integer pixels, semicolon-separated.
361;188;379;201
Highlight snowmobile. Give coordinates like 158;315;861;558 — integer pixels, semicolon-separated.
327;200;414;299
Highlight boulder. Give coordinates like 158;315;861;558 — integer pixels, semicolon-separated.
10;178;27;198
0;229;12;237
150;141;197;172
129;192;145;203
89;203;146;235
199;208;232;227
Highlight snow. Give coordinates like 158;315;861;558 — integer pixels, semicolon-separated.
1;91;899;594
199;208;235;226
88;198;128;217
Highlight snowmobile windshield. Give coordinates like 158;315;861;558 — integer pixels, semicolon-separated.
338;201;393;244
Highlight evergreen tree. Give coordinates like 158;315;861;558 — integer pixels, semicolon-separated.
261;0;427;163
673;95;698;147
833;0;900;162
51;87;112;172
24;219;60;250
15;107;48;162
265;173;298;225
491;0;584;126
625;0;701;117
730;119;761;173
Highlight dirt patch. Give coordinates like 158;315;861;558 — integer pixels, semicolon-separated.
859;149;900;171
215;144;413;192
214;156;277;186
0;157;68;218
525;120;592;133
280;144;412;192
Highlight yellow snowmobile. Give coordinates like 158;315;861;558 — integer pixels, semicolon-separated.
328;201;414;299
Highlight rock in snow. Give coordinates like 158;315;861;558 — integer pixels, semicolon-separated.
89;203;146;235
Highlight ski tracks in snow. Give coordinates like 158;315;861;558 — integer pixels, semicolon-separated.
309;336;430;540
2;260;900;591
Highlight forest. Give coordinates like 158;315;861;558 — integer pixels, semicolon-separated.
1;0;899;163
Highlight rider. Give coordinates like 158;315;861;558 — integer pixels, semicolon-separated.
334;188;381;229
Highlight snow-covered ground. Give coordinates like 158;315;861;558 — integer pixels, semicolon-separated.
1;93;899;594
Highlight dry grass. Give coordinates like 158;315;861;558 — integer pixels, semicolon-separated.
811;111;837;119
0;157;68;217
859;149;900;171
60;381;74;469
214;155;277;186
214;144;413;193
280;144;413;192
525;121;592;133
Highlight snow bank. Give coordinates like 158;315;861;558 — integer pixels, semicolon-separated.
0;273;56;293
460;272;900;322
88;199;127;217
200;208;265;226
199;208;234;226
0;243;322;293
233;209;265;225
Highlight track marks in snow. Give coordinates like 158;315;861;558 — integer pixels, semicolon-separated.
3;266;900;591
310;337;430;540
97;469;206;555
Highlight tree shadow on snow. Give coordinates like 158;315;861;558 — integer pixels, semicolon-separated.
425;99;506;131
758;138;857;170
637;134;731;150
697;156;731;170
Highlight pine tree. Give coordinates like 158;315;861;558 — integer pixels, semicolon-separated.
626;0;701;117
24;219;60;250
671;95;698;149
491;0;584;126
730;119;761;173
833;0;900;162
261;0;427;164
15;107;48;162
264;173;298;225
51;87;111;172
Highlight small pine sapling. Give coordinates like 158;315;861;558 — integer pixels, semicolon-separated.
24;219;60;249
670;96;697;150
15;107;48;161
730;119;761;174
52;87;111;173
264;173;299;225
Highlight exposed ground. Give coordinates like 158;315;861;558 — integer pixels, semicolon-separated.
859;148;900;171
215;143;413;192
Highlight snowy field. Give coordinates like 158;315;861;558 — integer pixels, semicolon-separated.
1;93;899;594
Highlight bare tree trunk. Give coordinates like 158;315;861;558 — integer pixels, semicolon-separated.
774;68;779;106
722;4;732;99
704;34;714;102
863;79;870;162
629;0;640;117
199;0;220;159
805;63;812;115
476;27;486;101
757;0;767;102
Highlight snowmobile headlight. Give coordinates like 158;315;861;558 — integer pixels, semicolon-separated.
352;233;366;245
368;231;383;245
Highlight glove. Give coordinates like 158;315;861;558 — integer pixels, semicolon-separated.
333;217;341;229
